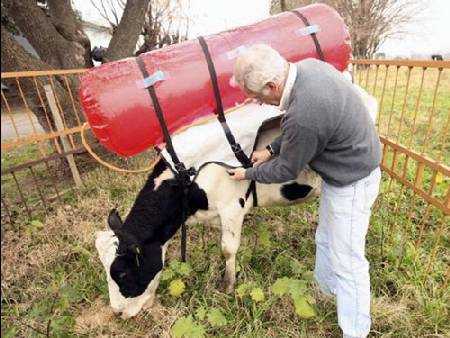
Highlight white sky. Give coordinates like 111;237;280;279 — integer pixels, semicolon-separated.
378;0;450;57
73;0;450;58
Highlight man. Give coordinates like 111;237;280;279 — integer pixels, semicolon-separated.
228;44;381;338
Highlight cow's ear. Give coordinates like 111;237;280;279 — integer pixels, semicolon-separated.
188;184;208;210
108;208;123;233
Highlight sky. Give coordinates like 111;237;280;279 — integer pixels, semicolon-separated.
378;0;450;57
73;0;450;58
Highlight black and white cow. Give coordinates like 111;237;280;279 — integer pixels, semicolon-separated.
95;119;320;318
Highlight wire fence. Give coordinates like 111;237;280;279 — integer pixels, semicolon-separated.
1;60;449;284
351;59;449;285
0;69;154;225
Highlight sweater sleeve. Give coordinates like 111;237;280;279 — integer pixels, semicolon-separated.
245;119;322;183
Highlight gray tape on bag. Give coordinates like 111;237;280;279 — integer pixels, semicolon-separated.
224;45;247;60
137;70;167;88
296;24;320;36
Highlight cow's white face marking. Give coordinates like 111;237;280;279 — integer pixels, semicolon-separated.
95;231;166;318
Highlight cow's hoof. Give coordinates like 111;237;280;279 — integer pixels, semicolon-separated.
143;297;155;310
220;279;234;295
218;278;234;294
225;285;235;294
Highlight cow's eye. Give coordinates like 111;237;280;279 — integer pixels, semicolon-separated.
119;272;127;279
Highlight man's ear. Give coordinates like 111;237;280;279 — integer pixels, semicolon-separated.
266;81;277;90
108;209;123;233
262;82;275;96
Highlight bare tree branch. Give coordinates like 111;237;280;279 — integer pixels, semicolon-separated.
270;0;422;58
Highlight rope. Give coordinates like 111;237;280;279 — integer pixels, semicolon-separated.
81;122;160;173
80;99;252;174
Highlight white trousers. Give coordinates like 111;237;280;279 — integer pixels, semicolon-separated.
314;168;381;338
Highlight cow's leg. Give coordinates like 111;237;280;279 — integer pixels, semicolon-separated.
219;206;245;294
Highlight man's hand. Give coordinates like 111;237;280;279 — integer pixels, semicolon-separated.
251;149;271;167
227;167;247;181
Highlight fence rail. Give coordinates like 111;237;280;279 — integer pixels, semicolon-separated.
1;60;449;279
351;59;449;279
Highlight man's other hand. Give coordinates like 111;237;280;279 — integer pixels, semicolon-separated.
251;149;271;167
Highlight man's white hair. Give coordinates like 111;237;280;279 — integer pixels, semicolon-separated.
231;44;288;94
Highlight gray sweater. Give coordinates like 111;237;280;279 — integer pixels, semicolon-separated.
245;59;381;187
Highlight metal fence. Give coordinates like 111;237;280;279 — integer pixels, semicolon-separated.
1;69;86;224
351;59;449;284
1;60;449;282
0;69;156;225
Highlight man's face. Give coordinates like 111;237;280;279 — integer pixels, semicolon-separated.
242;82;283;106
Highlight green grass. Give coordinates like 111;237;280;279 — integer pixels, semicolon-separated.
355;66;450;165
1;167;449;337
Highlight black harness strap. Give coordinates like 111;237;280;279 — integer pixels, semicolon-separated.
135;55;190;262
197;36;253;169
290;10;325;61
135;56;186;173
197;36;257;207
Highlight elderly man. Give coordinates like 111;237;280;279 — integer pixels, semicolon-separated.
228;44;381;338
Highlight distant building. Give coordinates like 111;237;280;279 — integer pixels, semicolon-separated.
81;20;111;51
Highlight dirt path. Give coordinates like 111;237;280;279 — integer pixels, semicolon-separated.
1;108;45;141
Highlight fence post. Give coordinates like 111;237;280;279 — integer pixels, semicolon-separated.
44;84;82;187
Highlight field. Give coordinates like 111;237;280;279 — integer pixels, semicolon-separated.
1;64;449;337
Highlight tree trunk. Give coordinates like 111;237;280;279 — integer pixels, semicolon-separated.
48;0;92;68
103;0;150;62
1;27;84;137
3;0;92;69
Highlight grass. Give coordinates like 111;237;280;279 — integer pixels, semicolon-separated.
1;164;449;337
1;64;449;337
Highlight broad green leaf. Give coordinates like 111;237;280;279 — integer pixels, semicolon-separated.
302;271;315;281
161;268;175;281
179;262;193;276
31;220;44;229
207;308;227;327
306;295;316;305
195;306;206;321
168;279;186;297
287;279;307;298
250;288;265;302
293;295;316;319
289;259;304;275
170;260;182;272
236;282;253;298
272;277;291;296
172;315;206;338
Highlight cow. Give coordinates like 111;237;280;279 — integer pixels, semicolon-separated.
95;117;321;318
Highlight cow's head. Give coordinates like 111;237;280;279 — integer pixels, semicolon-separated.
95;228;165;318
95;158;208;317
106;209;164;299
